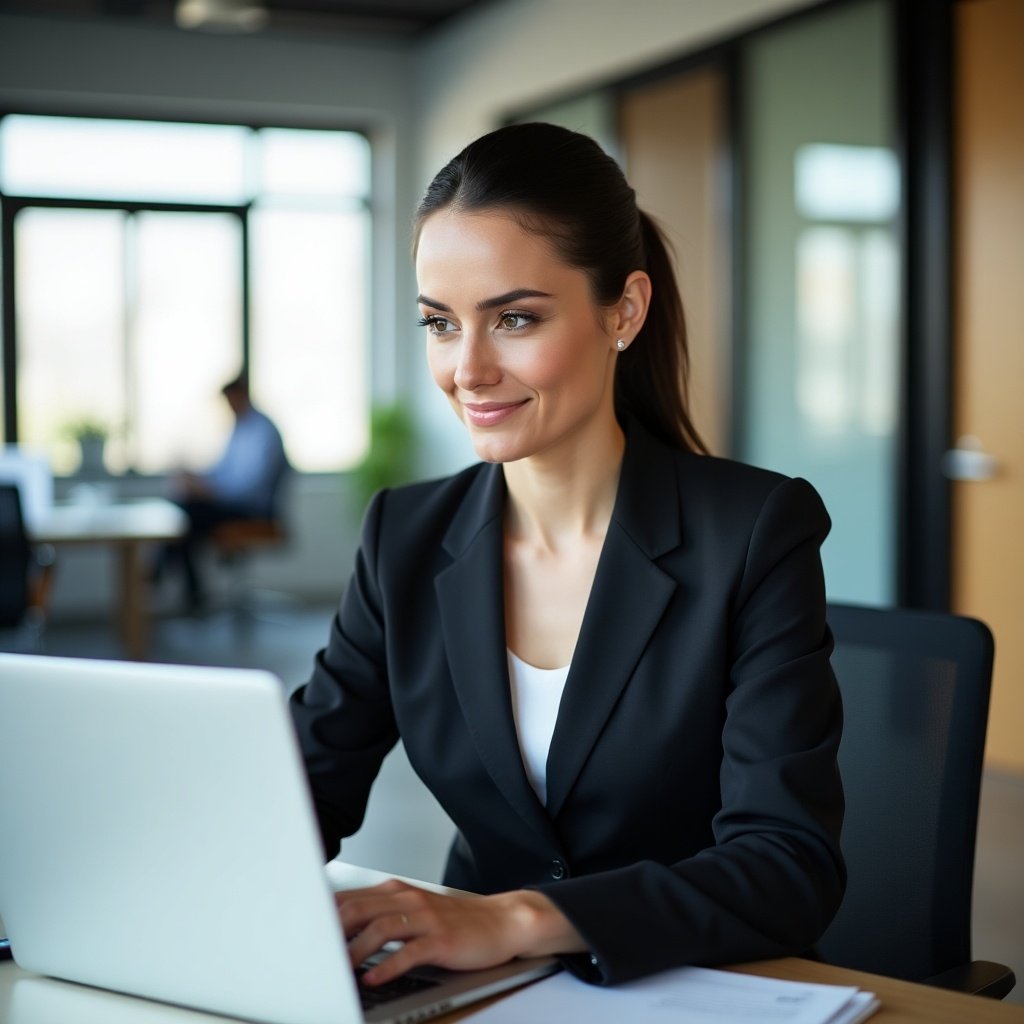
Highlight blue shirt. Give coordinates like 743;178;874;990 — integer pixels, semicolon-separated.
206;408;289;517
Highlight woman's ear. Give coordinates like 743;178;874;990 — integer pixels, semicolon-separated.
611;270;652;346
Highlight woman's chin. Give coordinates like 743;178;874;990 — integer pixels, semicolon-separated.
470;442;519;464
466;430;528;465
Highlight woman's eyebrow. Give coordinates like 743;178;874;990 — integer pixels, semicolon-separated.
416;288;553;313
475;288;553;310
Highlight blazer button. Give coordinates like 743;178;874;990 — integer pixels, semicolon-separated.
550;859;567;880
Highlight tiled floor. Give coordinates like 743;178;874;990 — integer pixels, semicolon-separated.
14;602;1024;1004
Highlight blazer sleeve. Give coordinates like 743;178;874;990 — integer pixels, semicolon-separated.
536;477;846;984
288;490;400;859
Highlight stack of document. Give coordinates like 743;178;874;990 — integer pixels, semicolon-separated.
467;965;879;1024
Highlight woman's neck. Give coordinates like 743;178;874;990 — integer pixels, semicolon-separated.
502;416;625;552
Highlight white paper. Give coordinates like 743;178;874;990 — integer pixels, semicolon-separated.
325;859;464;895
466;966;879;1024
830;991;881;1024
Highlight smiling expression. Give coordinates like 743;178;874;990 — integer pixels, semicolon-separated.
416;209;632;466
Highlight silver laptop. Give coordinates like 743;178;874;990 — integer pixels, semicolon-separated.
0;654;557;1024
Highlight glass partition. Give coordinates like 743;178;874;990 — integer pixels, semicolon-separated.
739;0;899;604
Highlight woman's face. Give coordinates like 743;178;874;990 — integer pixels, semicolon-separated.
416;209;636;465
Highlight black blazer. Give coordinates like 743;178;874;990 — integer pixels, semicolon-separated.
290;420;845;985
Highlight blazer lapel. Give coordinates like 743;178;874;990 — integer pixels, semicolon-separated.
545;425;681;818
434;465;558;846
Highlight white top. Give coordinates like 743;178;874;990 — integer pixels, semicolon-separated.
507;649;570;806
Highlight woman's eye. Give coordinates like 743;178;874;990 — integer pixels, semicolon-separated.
498;311;534;331
418;315;454;335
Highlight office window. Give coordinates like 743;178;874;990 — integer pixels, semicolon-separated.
0;115;371;475
2;115;251;204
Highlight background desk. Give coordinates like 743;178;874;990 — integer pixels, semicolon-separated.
30;499;186;660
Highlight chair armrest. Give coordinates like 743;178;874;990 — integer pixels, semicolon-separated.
211;519;286;557
28;543;57;615
925;960;1016;999
34;541;57;569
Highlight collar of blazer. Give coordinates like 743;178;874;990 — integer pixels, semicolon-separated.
434;418;683;833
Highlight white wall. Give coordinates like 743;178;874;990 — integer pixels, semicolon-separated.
405;0;824;476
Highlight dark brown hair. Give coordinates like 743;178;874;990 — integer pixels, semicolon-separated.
414;122;707;455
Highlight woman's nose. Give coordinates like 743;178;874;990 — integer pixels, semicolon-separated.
453;333;501;391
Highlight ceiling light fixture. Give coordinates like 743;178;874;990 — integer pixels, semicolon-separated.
175;0;269;33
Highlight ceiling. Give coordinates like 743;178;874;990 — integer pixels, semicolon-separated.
0;0;494;37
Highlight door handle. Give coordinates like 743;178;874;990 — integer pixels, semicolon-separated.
943;435;999;481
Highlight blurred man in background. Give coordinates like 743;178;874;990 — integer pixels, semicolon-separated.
153;375;289;613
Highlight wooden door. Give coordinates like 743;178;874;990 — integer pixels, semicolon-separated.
953;0;1024;771
619;66;730;455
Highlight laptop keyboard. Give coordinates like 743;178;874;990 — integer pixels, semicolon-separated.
356;967;443;1010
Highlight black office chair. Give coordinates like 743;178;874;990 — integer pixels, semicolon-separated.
0;483;56;652
819;602;1015;999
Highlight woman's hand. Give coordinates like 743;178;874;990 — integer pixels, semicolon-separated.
334;879;586;986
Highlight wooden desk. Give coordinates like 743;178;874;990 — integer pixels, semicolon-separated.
3;866;1021;1022
30;499;187;660
439;958;1024;1023
727;959;1023;1023
2;955;1021;1023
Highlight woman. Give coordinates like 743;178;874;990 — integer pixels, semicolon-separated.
289;122;844;988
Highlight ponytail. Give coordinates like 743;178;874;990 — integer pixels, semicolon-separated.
615;212;708;454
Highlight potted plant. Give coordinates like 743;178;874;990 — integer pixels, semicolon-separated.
350;404;416;514
64;417;112;476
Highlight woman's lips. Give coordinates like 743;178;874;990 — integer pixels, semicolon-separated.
462;400;528;427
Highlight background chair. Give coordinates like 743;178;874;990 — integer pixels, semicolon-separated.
819;602;1015;999
0;483;56;652
208;516;290;623
210;516;286;560
203;457;293;622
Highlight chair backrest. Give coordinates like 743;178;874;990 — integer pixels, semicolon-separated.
818;602;994;981
270;449;291;519
0;484;31;628
0;445;53;531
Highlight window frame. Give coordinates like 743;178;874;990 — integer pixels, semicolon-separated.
1;193;252;452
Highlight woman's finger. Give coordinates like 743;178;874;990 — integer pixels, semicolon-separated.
333;878;408;910
346;910;420;969
359;936;440;986
335;883;420;938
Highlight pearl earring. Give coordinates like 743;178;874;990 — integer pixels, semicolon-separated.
616;339;626;351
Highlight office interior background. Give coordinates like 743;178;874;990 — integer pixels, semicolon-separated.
0;0;1021;1002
